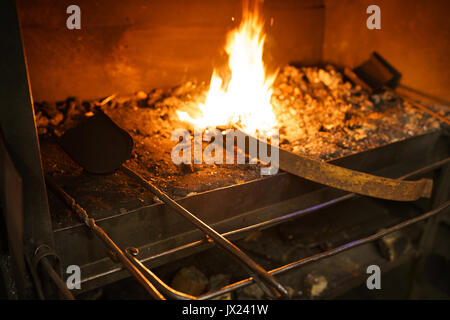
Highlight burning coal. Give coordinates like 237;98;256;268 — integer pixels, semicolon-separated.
171;128;279;175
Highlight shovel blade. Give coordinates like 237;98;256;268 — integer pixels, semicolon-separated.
59;111;133;174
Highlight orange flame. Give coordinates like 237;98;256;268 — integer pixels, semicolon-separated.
177;1;277;135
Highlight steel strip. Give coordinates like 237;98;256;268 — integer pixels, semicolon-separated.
241;130;433;201
45;175;166;300
75;156;450;290
121;164;289;299
199;200;450;300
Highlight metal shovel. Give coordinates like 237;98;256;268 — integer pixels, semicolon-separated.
56;110;288;299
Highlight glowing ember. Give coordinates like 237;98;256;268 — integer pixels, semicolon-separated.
177;0;277;135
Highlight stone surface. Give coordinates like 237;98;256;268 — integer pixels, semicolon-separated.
304;272;328;297
171;266;209;296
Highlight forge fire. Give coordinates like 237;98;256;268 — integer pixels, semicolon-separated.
36;63;444;199
177;0;277;134
0;0;449;305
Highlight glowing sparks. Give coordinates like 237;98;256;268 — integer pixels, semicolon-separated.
177;1;277;135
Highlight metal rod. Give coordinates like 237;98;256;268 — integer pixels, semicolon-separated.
198;200;450;300
45;175;166;300
125;248;197;300
120;164;289;299
39;256;75;300
77;157;450;289
241;129;434;201
409;162;450;298
397;92;450;126
25;255;45;300
137;157;450;265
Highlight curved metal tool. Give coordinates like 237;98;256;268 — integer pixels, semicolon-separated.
121;165;289;299
279;148;433;201
125;247;197;300
243;130;433;202
45;175;166;300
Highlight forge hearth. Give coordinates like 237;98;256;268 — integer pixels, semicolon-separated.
1;0;449;301
32;65;449;298
37;65;444;225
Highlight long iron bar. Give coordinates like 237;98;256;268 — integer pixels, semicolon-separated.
136;157;450;265
45;175;166;300
78;157;450;290
241;129;434;201
124;248;197;300
198;200;450;299
109;197;450;300
39;256;75;300
120;164;289;299
399;93;450;126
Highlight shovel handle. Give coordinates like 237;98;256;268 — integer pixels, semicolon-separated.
120;164;289;299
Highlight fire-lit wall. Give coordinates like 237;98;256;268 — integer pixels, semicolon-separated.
322;0;450;102
17;0;324;101
17;0;449;102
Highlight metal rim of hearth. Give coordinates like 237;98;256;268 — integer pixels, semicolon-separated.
46;156;450;300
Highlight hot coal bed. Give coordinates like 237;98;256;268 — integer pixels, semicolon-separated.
0;0;450;300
